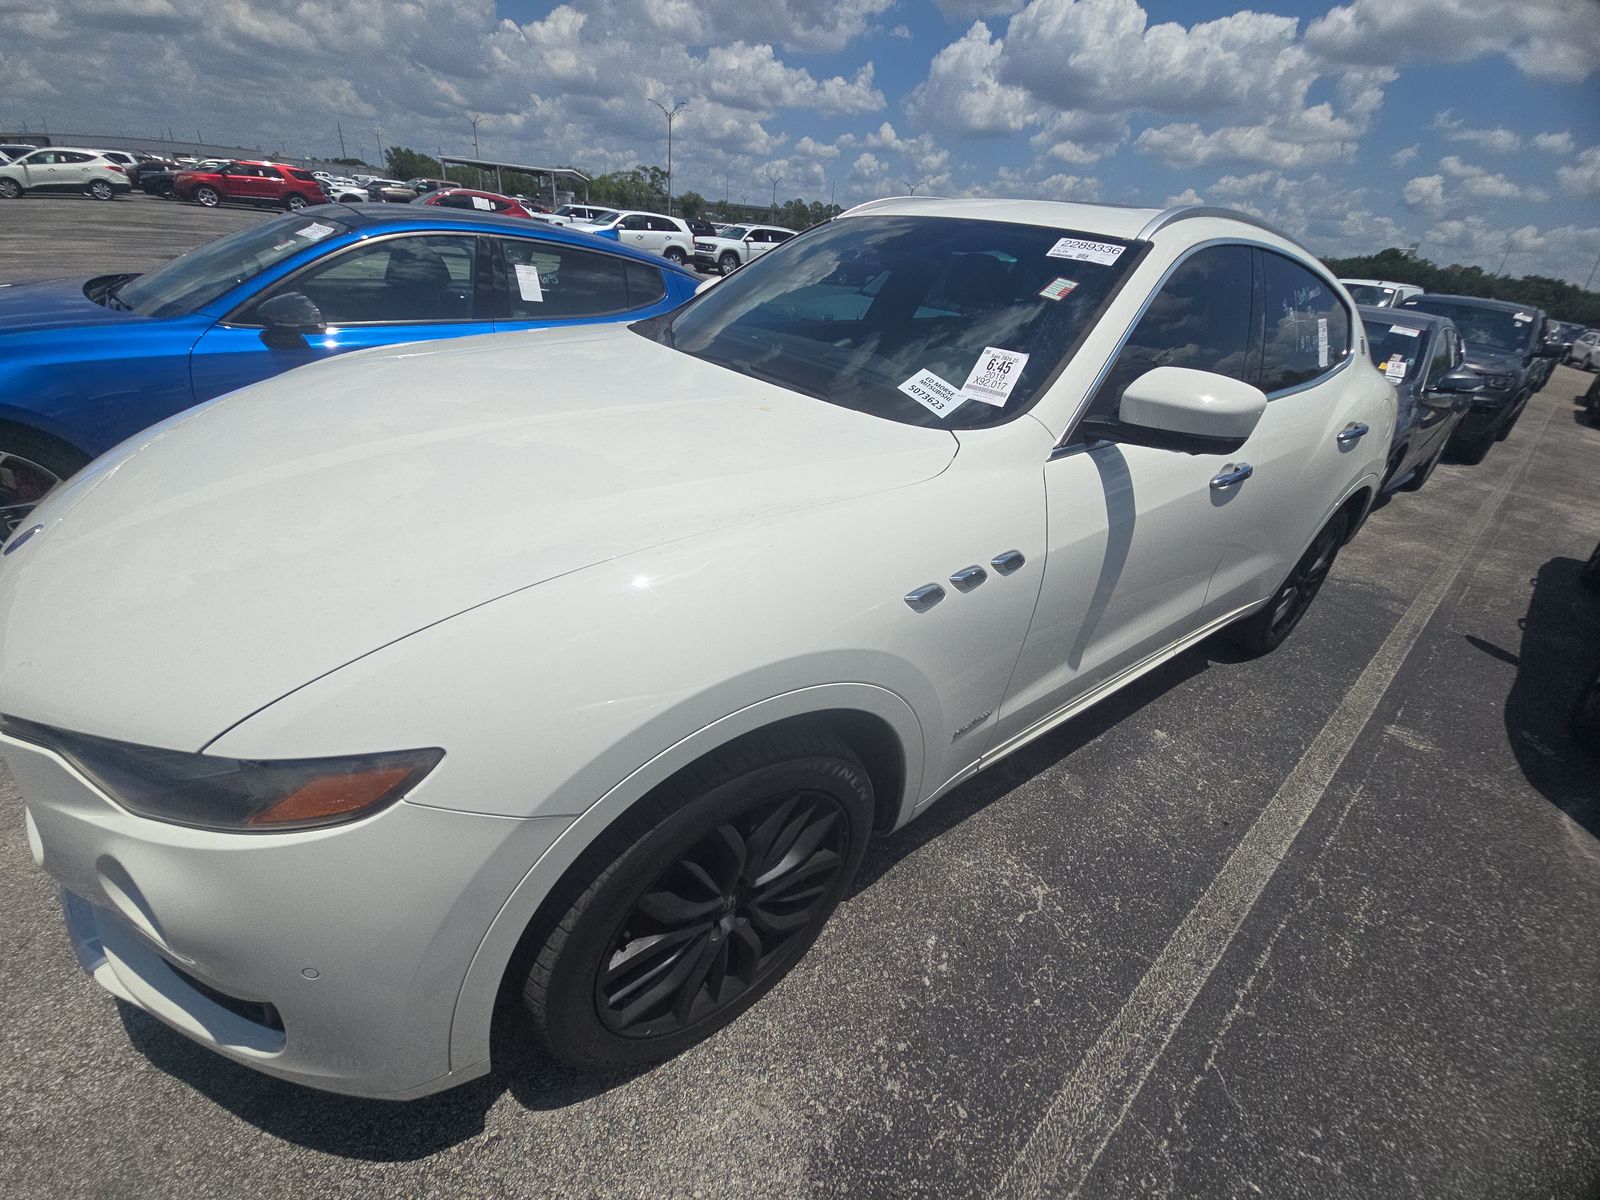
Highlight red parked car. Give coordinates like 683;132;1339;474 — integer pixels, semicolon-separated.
174;160;326;211
417;188;540;219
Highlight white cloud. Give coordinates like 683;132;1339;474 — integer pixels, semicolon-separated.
1533;131;1574;155
1390;144;1419;167
934;1;1026;16
703;43;882;115
1403;175;1448;210
1430;110;1522;154
1306;0;1600;84
1134;122;1355;170
1557;146;1600;200
1165;186;1203;206
905;20;1036;136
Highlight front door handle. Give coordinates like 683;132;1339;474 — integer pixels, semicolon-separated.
1209;462;1254;489
1336;422;1370;445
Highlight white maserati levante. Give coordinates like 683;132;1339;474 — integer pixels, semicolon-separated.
0;198;1393;1098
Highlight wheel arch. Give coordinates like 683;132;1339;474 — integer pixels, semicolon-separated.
445;683;923;1074
0;416;92;469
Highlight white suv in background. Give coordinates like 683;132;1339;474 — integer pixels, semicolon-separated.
1567;329;1600;370
694;224;797;274
585;210;695;265
542;203;618;228
0;147;131;200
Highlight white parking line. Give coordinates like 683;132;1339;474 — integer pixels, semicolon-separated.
991;402;1556;1200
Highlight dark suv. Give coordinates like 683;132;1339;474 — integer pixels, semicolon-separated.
1399;294;1561;462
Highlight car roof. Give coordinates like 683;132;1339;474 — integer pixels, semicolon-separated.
1358;304;1451;330
840;196;1164;241
317;203;699;277
1404;293;1543;315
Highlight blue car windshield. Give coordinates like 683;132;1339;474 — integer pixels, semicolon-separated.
645;215;1139;428
112;213;353;318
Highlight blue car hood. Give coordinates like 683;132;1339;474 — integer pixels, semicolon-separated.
0;277;148;334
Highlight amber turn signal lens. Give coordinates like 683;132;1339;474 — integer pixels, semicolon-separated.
247;764;417;828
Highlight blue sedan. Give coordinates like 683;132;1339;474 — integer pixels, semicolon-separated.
0;203;700;531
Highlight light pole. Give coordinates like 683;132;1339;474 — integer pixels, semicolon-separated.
1585;249;1600;292
901;178;918;196
764;167;783;217
468;114;483;187
648;98;688;215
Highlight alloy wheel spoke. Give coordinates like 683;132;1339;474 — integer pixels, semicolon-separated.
743;794;802;880
752;808;837;889
636;887;723;926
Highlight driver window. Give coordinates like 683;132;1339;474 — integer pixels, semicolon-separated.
621;215;649;231
1085;244;1255;422
258;236;479;324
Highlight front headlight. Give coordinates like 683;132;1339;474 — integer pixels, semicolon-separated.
1484;374;1514;389
2;715;442;832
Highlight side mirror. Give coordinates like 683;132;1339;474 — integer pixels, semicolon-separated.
256;292;325;346
1428;365;1484;395
1537;340;1563;359
1082;366;1266;454
695;277;720;295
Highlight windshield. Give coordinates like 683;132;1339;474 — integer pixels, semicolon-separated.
111;213;352;318
1403;299;1532;355
585;210;620;225
1363;318;1427;382
720;227;749;240
1346;284;1395;306
644;215;1140;428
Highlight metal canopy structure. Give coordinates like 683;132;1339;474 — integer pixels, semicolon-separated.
438;156;590;205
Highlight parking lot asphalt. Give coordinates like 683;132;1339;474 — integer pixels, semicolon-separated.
0;320;1597;1194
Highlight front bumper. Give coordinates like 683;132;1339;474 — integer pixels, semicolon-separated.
1457;389;1519;437
6;732;569;1099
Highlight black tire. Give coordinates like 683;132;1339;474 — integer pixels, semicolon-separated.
193;185;220;207
0;425;91;540
1581;540;1600;595
718;251;741;275
285;193;308;211
1399;436;1447;492
0;178;22;200
1225;512;1349;657
522;730;874;1072
664;246;687;266
87;179;115;201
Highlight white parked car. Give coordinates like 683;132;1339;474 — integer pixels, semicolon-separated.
1338;278;1424;308
542;203;618;227
692;223;797;274
322;176;372;203
0;147;131;201
582;209;695;265
1566;328;1599;370
0;198;1392;1099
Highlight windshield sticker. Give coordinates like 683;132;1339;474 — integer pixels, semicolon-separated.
471;195;492;210
294;222;336;240
1317;318;1330;368
898;368;964;418
1039;277;1079;302
1513;312;1532;322
1046;237;1124;265
1389;325;1421;337
1384;357;1408;381
513;263;544;303
960;347;1030;407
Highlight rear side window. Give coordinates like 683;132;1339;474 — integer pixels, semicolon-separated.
59;151;94;164
500;239;634;319
1087;244;1255;420
289;169;316;181
624;262;666;307
1260;251;1350;392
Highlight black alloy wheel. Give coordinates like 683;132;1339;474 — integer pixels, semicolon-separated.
523;730;873;1072
0;179;22;199
87;179;115;201
194;185;220;207
719;251;740;275
1226;513;1348;656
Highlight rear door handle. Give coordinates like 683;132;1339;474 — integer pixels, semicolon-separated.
1209;462;1254;489
1336;422;1370;445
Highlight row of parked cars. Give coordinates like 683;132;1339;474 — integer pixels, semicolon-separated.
0;193;1590;1104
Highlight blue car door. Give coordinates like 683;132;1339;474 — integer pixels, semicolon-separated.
490;236;671;332
189;232;498;401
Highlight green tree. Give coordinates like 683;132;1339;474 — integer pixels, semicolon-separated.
677;190;706;219
384;146;442;180
1323;247;1599;326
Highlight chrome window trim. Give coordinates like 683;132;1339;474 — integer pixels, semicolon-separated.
1052;236;1354;455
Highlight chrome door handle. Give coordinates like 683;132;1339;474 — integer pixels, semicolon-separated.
1209;462;1254;489
1336;422;1370;445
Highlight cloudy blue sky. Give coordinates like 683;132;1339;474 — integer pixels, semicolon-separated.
6;0;1599;283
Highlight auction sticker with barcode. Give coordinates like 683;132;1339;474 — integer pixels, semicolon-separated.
513;264;544;302
1389;325;1421;337
960;347;1029;407
1045;237;1124;265
898;368;964;418
295;222;336;240
1384;356;1407;381
1039;276;1079;302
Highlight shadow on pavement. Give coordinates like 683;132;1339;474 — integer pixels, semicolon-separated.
116;629;1235;1161
1468;555;1600;836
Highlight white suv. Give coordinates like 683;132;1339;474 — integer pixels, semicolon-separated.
0;147;131;201
694;224;797;274
542;203;618;228
586;210;695;265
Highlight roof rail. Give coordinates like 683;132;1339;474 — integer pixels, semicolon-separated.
838;195;943;216
1136;204;1315;252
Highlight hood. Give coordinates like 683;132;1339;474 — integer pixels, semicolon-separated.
0;325;956;748
0;277;146;334
1461;347;1524;375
